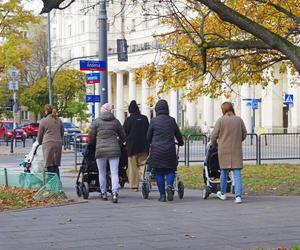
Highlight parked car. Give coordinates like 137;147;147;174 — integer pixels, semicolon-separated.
63;122;82;135
0;121;27;141
22;123;39;138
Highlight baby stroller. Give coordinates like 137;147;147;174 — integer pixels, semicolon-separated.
18;141;45;188
75;143;128;199
202;144;232;199
141;144;184;199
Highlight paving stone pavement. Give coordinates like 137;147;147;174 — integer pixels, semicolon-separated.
1;172;300;250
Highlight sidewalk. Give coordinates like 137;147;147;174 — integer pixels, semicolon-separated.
1;169;300;250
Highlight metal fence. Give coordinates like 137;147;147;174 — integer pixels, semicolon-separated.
258;133;300;164
70;133;300;168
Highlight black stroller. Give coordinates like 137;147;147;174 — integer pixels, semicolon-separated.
202;144;232;199
141;144;184;199
75;143;128;199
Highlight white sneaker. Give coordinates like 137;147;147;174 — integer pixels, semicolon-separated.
235;196;242;204
217;191;227;200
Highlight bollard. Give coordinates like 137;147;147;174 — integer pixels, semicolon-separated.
42;170;46;186
10;139;13;153
23;139;26;148
4;168;8;187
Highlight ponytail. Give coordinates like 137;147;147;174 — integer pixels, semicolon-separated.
44;104;58;120
51;109;58;120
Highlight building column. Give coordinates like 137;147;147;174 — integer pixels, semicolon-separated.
261;65;283;132
108;72;112;104
169;89;178;122
116;71;125;124
240;84;252;133
141;79;150;120
186;101;197;127
128;70;136;102
203;96;214;127
288;69;300;131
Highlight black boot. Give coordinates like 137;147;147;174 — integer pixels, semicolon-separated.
166;186;174;201
158;195;166;202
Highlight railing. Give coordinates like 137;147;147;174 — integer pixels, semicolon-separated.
71;133;300;168
258;133;300;164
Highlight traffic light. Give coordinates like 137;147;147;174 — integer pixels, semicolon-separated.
40;0;75;14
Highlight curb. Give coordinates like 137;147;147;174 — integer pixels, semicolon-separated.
2;199;88;213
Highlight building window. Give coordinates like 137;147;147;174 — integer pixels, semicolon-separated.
131;19;136;32
144;17;149;29
68;49;72;59
81;20;85;33
68;24;72;36
82;47;85;56
21;111;29;121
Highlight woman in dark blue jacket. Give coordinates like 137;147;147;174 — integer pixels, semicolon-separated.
147;100;184;202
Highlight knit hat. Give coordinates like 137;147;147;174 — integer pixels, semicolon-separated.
128;100;140;114
101;103;112;113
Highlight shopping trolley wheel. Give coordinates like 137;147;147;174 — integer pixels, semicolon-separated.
178;181;184;199
76;183;82;197
202;186;210;199
142;182;150;199
81;182;89;200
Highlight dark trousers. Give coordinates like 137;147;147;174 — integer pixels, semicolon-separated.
47;166;60;179
155;168;175;197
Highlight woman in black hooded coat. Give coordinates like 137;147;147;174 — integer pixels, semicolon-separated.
147;99;184;202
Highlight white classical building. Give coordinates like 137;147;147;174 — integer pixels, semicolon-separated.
51;1;300;132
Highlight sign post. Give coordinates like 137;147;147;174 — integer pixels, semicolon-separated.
8;67;20;153
80;60;106;120
284;94;294;131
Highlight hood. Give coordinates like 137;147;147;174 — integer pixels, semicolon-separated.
128;100;140;114
100;112;115;121
155;99;169;115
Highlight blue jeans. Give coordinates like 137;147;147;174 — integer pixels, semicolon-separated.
220;169;242;198
156;168;175;197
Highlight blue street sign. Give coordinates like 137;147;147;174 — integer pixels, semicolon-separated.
86;73;100;84
284;94;294;106
80;60;107;71
251;101;258;110
86;95;101;103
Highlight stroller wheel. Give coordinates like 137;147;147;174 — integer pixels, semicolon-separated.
76;183;82;197
142;182;150;199
177;181;184;199
81;182;89;200
202;186;210;199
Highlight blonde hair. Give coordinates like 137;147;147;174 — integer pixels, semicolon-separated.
44;104;58;120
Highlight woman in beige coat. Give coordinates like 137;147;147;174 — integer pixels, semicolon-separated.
37;104;64;178
211;102;247;203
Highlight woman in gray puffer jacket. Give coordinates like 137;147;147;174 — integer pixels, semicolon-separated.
89;103;126;203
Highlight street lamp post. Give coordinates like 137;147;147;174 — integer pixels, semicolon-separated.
47;13;53;105
98;0;108;112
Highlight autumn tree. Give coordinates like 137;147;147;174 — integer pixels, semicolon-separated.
0;0;37;114
135;0;300;99
20;69;90;122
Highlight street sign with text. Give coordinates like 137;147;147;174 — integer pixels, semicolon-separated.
8;80;18;91
86;95;101;103
80;60;107;71
86;73;100;84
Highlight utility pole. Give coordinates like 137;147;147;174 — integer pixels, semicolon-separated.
47;13;53;105
98;0;108;113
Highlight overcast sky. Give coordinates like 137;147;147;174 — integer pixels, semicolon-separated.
23;0;43;14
